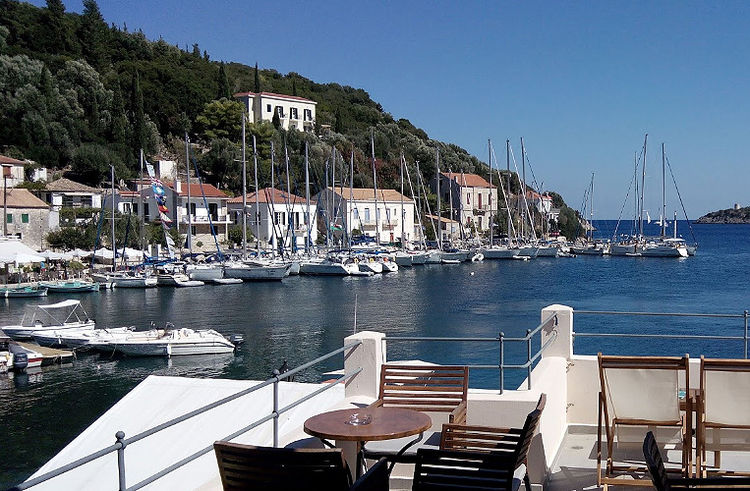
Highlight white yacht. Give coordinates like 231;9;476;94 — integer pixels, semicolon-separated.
224;261;291;281
112;327;235;357
185;263;225;282
1;300;95;340
156;272;205;287
299;257;359;276
93;271;157;288
481;244;521;259
640;238;689;257
357;258;383;274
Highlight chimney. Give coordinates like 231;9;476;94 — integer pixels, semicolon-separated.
175;180;182;193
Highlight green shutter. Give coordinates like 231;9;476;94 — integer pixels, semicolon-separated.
22;214;29;223
6;214;11;224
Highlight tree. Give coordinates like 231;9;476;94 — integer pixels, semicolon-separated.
215;63;231;99
254;62;260;92
200;138;240;190
79;0;108;69
194;98;244;141
130;70;146;156
71;143;127;186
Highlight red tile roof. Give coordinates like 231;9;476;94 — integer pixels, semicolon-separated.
328;187;413;203
169;182;228;198
4;188;49;209
0;155;25;165
228;187;305;204
233;91;316;104
441;172;495;188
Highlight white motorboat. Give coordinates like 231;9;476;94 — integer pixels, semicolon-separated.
186;263;225;282
156;273;204;287
8;342;42;370
224;262;291;281
357;259;383;274
535;245;559;258
33;326;136;349
94;271;157;288
609;241;638;256
379;258;399;272
299;258;359;276
111;327;235;357
481;245;521;259
1;300;95;340
471;252;484;262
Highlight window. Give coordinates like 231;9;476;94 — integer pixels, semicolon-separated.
6;214;11;224
478;194;483;210
274;212;284;225
190;203;196;216
209;203;218;220
21;214;29;224
289;107;298;120
353;208;359;219
467;193;471;205
275;106;284;118
304;109;312;121
364;208;370;222
266;104;272;112
144;203;150;221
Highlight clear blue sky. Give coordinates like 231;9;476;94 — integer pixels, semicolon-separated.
37;0;750;217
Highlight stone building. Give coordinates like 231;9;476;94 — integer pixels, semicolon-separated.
2;188;58;250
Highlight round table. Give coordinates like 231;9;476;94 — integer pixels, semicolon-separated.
304;407;432;477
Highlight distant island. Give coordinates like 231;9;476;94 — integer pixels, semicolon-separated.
696;207;750;224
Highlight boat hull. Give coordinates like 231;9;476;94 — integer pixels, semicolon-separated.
299;261;357;276
224;264;290;281
481;247;521;259
186;265;224;281
2;320;96;340
40;281;100;293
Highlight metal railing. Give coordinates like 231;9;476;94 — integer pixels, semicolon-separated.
13;342;362;491
573;309;750;358
383;313;558;394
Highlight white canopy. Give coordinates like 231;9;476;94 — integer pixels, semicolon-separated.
42;250;76;261
38;299;82;309
0;239;45;265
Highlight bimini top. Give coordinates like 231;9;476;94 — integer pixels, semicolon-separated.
39;299;82;309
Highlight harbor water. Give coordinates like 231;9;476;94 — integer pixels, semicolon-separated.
1;222;748;487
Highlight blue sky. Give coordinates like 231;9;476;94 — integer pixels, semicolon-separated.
36;1;750;217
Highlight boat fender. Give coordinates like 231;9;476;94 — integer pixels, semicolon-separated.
13;352;28;371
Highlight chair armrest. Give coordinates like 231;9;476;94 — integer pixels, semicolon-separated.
449;400;467;424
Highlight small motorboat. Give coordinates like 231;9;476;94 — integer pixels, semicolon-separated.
111;325;235;357
1;299;95;339
3;286;48;298
156;273;204;287
39;280;100;293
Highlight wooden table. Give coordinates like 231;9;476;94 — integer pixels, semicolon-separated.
304;407;432;477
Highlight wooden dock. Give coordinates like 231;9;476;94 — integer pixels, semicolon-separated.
16;342;74;365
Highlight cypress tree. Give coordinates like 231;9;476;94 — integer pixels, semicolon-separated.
80;0;108;68
254;62;260;93
292;77;297;96
216;63;231;99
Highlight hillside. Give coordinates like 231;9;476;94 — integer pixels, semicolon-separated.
696;207;750;224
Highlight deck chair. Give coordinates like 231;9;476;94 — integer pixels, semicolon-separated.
697;357;750;476
413;448;524;491
362;364;468;464
644;431;750;490
214;441;351;490
439;393;545;491
597;353;690;488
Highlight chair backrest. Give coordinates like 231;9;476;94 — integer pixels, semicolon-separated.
701;356;750;427
413;448;516;491
350;457;389;491
440;393;546;470
213;441;350;491
598;354;687;425
377;364;468;414
642;431;670;491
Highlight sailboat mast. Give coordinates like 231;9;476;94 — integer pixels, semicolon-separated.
633;151;638;238
506;140;511;241
370;132;380;247
448;168;454;243
521;137;526;240
241;114;247;259
436;148;442;250
185;132;192;255
400;153;405;250
270;141;276;257
349;148;354;251
111;165;116;273
252;135;260;257
590;173;595;241
305;142;310;254
331;147;336;248
139;149;144;252
639;134;648;237
284;138;292;252
488;139;494;246
325;154;330;248
661;142;666;238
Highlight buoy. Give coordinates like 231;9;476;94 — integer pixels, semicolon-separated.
470;272;475;276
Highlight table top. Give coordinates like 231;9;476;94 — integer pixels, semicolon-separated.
304;407;432;442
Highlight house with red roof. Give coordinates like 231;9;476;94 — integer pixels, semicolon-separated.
168;180;231;251
234;91;316;132
227;187;317;250
431;172;499;234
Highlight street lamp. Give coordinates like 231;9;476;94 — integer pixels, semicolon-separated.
2;164;12;237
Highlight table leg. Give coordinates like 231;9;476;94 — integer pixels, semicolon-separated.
356;441;365;479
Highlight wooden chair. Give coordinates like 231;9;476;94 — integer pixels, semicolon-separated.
214;441;352;490
363;364;468;463
644;431;750;490
597;353;691;488
697;357;750;476
439;393;546;491
413;448;523;491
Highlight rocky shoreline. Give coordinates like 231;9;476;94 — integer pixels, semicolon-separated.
696;207;750;224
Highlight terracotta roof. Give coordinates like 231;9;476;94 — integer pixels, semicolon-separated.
228;187;305;204
526;190;551;200
441;172;495;188
119;191;140;198
0;155;25;165
233;91;316;104
424;214;459;224
4;188;49;209
45;178;100;193
327;187;413;203
169;182;228;198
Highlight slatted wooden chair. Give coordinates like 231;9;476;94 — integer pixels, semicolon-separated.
439;393;546;491
362;364;469;463
598;354;691;488
413;448;523;491
697;357;750;476
644;431;750;490
214;441;359;491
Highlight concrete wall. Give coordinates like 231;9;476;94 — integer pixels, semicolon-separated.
6;207;55;249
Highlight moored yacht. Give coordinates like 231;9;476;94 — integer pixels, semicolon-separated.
112;326;235;356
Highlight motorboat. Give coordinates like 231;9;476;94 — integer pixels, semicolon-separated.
378;257;399;273
39;280;100;293
357;258;383;274
535;244;559;258
299;257;359;276
1;299;95;340
111;326;235;357
8;342;42;370
185;263;225;282
156;273;205;287
471;252;484;262
224;261;291;281
92;271;157;288
3;286;48;298
33;326;136;349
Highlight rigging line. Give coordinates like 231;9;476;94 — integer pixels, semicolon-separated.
508;145;538;241
415;160;438;245
488;144;518;239
403;156;425;248
665;154;698;244
612;170;636;241
188;149;223;259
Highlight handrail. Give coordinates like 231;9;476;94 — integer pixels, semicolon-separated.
13;342;362;491
383;312;558;394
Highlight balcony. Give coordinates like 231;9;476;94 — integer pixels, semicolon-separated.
180;214;231;224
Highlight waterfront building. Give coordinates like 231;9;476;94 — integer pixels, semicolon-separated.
38;178;103;211
424;213;460;242
227;187;318;250
430;172;498;232
315;187;416;245
234;91;316;132
170;181;231;250
2;188;58;249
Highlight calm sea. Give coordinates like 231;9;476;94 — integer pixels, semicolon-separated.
1;221;747;486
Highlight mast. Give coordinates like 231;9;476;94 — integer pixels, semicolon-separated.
506;140;511;242
110;165;116;273
349;147;354;251
488;139;494;246
638;133;648;238
241;114;247;259
139;149;144;252
436;148;442;250
590;172;595;241
633;151;638;238
400;153;405;250
448;168;454;244
253;134;260;257
284;138;293;253
370;131;380;247
521;137;526;240
661;142;666;238
185;132;192;255
331;147;336;248
270;141;276;257
304;142;310;254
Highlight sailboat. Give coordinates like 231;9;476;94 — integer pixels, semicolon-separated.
481;140;522;259
570;172;605;256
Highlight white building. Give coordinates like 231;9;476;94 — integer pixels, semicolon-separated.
0;155;27;187
424;214;460;242
526;190;553;214
227;187;318;251
431;172;498;233
234;91;316;131
169;181;231;251
39;178;103;210
316;187;416;245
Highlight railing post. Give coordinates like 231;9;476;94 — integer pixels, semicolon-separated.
526;329;532;390
498;332;504;394
744;310;748;359
272;369;280;448
115;431;126;491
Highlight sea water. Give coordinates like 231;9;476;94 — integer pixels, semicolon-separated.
1;222;747;486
